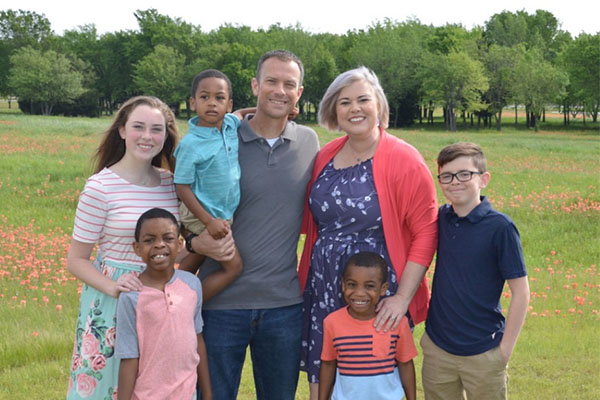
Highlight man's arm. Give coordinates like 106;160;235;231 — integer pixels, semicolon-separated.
232;107;256;120
499;276;530;363
117;358;139;400
397;359;416;400
318;360;337;400
197;333;213;399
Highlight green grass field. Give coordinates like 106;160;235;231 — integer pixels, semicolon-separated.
0;106;598;399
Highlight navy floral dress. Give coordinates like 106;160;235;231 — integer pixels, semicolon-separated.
300;159;398;383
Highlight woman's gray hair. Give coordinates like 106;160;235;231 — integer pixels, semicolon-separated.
318;66;390;131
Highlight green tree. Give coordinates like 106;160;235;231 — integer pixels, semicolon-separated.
134;8;203;64
58;56;100;116
419;51;489;131
0;9;53;99
559;33;600;123
513;49;568;131
97;31;140;110
133;44;186;108
483;44;524;130
426;23;472;55
526;9;571;61
54;25;103;115
0;9;52;48
58;24;98;63
483;10;531;47
302;44;339;120
483;9;570;61
8;47;84;115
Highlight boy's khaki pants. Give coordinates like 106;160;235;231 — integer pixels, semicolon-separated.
421;331;508;400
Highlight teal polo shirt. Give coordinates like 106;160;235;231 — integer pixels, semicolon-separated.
173;114;241;220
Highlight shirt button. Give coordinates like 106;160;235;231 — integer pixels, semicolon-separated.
455;223;459;227
169;301;173;305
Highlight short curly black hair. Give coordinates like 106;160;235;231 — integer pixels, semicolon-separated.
134;208;179;242
343;251;388;284
190;69;233;99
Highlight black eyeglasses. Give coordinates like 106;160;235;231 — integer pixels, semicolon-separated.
437;170;482;184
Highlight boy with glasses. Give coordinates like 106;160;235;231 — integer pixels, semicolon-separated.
422;142;530;400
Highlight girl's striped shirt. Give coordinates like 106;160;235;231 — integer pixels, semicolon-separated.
72;167;180;265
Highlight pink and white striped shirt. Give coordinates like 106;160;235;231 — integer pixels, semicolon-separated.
72;167;180;266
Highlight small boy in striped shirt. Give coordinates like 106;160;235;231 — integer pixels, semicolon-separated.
319;252;416;400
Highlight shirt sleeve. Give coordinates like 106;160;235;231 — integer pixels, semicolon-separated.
192;277;204;334
173;136;202;185
320;314;337;361
395;317;417;363
495;221;527;280
225;113;241;129
115;292;140;360
71;176;107;243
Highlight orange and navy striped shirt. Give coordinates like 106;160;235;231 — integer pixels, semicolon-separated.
322;307;416;376
321;307;416;399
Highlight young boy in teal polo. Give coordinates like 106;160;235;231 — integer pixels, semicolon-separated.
422;142;530;400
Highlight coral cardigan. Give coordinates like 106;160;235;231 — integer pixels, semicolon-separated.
298;129;438;324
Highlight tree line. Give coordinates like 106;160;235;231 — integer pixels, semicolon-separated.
1;8;598;131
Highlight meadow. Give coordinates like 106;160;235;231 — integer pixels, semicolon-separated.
0;104;598;399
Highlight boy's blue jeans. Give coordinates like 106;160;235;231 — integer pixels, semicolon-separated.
199;303;302;400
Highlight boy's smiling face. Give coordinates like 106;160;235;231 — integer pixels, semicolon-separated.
342;264;388;320
190;77;233;130
438;156;490;217
133;217;181;273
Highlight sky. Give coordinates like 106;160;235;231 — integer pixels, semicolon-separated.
11;0;598;37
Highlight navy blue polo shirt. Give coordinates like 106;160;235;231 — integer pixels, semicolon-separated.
425;197;527;356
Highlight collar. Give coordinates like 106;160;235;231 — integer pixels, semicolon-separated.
188;116;200;127
239;115;298;143
187;116;219;138
444;196;491;223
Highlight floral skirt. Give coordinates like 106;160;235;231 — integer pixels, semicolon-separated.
67;258;143;400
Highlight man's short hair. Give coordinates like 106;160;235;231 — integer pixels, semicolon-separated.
256;49;304;86
437;142;487;173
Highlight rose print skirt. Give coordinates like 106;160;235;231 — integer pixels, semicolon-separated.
67;258;143;400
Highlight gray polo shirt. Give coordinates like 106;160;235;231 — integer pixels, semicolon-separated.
200;116;319;310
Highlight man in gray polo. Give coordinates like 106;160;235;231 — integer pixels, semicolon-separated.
189;50;319;400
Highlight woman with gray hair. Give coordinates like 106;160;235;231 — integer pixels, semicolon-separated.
298;66;438;397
